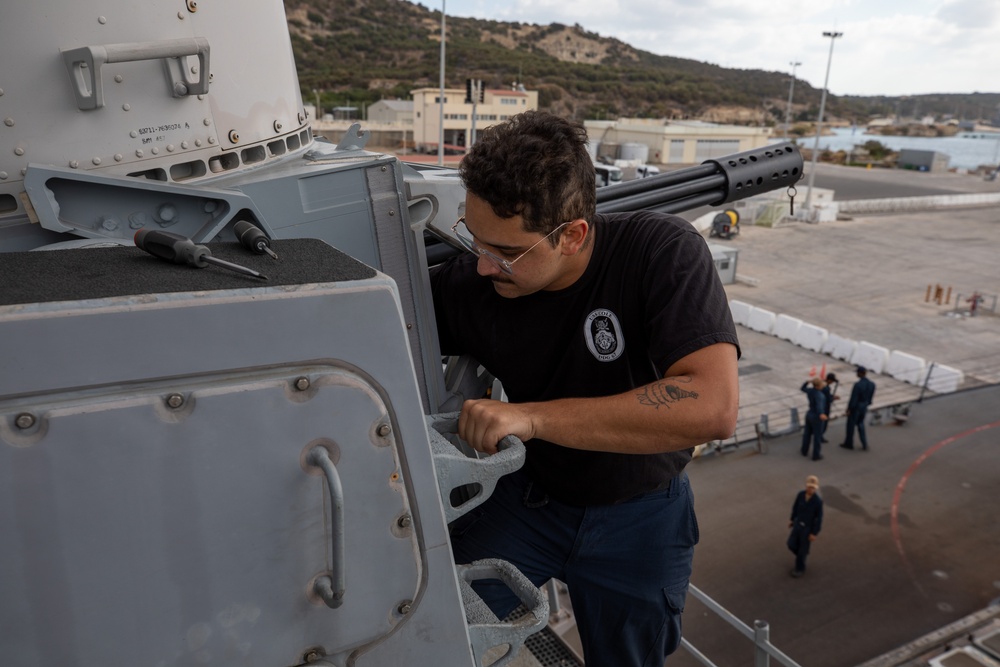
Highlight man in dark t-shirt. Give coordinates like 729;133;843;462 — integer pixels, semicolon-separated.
430;111;740;666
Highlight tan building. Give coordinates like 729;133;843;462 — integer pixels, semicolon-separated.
410;86;539;152
368;99;414;126
585;119;773;165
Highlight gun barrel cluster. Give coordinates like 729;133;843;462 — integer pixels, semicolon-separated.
596;142;803;215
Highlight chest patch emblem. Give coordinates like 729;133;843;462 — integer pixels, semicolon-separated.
584;309;625;362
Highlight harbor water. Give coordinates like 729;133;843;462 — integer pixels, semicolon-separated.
791;127;1000;170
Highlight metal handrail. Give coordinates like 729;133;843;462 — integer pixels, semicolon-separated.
683;584;804;667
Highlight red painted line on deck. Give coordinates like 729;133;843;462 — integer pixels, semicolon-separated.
891;420;1000;593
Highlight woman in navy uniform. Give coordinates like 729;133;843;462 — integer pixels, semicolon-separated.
787;475;823;577
800;377;828;460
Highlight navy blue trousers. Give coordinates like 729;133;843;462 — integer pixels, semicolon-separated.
787;525;813;572
450;468;698;667
801;413;824;459
844;408;869;449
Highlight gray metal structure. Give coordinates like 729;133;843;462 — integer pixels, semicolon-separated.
0;241;546;667
0;2;540;665
0;2;802;665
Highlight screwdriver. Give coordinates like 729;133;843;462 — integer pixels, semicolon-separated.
233;220;278;259
134;229;267;280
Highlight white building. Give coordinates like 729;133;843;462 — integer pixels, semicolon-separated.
410;87;539;152
585;119;772;165
368;99;414;126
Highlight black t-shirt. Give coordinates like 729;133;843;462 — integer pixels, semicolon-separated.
430;211;740;506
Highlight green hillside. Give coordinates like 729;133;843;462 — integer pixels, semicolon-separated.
284;0;1000;125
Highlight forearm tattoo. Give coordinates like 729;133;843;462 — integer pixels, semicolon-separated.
637;378;699;409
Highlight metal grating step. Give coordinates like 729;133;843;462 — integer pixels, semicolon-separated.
505;606;583;667
524;628;583;667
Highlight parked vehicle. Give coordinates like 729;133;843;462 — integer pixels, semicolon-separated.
595;163;624;187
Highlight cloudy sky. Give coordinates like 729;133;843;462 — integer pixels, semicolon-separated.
440;0;998;97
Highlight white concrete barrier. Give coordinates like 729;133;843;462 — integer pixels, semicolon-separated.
886;350;927;385
729;300;752;327
794;323;829;353
921;364;965;394
773;314;802;342
814;202;840;223
747;307;776;334
822;333;857;362
851;341;890;375
838;192;1000;215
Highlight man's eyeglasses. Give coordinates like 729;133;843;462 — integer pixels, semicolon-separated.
450;216;571;275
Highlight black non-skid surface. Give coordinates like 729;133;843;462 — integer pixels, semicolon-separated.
0;239;377;306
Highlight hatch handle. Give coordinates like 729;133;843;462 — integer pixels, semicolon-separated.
62;37;211;110
306;445;346;609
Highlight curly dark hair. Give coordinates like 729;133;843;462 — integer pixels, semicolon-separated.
459;111;597;243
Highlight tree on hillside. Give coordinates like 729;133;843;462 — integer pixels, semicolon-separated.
862;140;892;160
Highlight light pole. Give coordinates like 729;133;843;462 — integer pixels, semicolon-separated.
438;0;446;166
313;88;320;120
784;61;801;139
802;31;843;220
